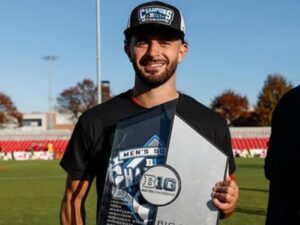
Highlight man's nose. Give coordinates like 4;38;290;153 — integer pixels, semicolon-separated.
146;41;161;56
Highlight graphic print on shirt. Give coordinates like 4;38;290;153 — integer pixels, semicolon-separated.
108;135;167;224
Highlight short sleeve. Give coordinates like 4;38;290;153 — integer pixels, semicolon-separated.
60;117;94;180
216;122;236;175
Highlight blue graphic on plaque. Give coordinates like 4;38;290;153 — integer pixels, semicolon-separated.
109;135;166;223
98;101;177;225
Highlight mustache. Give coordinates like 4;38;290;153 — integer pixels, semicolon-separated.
140;57;167;66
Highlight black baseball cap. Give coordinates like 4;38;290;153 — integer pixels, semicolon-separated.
124;1;186;40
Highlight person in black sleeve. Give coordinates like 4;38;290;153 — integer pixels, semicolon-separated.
264;85;300;225
60;1;239;225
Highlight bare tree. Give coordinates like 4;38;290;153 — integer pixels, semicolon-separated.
57;79;111;120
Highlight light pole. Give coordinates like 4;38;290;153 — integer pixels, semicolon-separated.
96;0;102;104
42;55;58;129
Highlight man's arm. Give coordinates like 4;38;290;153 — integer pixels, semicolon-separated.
60;175;92;225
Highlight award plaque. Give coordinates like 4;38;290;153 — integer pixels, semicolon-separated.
98;101;228;225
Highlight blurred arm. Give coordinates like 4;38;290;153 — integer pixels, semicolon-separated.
60;175;92;225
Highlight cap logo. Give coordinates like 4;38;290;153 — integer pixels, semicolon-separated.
138;6;174;25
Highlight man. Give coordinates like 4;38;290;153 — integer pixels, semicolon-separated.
264;85;300;225
60;1;239;225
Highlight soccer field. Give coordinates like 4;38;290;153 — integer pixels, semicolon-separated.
220;158;269;225
0;158;268;225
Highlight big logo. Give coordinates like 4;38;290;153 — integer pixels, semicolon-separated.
140;165;181;206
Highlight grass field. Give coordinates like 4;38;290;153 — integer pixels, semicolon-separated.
0;158;269;225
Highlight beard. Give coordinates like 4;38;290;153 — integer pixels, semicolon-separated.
132;59;178;88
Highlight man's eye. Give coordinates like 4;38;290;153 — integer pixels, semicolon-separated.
159;40;172;46
135;41;147;47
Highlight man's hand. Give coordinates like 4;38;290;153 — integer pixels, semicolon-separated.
211;176;239;218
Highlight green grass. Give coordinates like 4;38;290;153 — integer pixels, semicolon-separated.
0;161;96;225
220;158;269;225
0;158;269;225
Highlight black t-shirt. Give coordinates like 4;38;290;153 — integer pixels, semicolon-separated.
264;85;300;225
60;90;236;218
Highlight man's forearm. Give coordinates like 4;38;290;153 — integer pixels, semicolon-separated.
60;177;91;225
60;198;86;225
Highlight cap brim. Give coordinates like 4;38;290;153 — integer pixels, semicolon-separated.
124;23;184;40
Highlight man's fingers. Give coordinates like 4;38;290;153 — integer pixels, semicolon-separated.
212;191;234;203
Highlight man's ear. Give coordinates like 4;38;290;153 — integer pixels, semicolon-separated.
178;41;189;63
124;44;132;61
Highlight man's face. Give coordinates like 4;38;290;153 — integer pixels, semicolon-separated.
125;32;188;87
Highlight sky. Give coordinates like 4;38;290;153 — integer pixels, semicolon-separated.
0;0;299;113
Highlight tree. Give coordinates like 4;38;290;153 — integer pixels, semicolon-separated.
57;79;111;120
0;92;22;127
211;90;250;126
254;74;293;126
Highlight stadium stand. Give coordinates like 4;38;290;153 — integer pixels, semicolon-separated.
0;127;271;160
0;129;70;160
0;140;68;152
230;127;270;158
232;138;268;150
